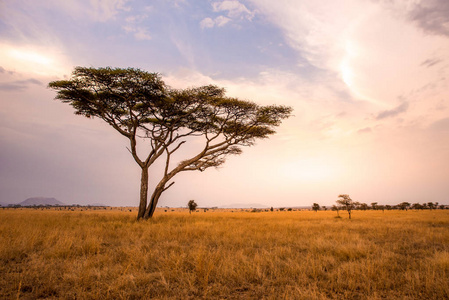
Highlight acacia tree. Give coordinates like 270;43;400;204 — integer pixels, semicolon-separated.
188;200;198;214
336;194;355;219
49;67;292;219
332;205;340;217
398;202;411;211
312;203;320;212
359;203;368;211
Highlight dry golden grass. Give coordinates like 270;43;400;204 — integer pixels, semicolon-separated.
1;208;448;299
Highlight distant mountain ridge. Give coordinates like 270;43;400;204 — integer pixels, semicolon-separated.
19;197;65;206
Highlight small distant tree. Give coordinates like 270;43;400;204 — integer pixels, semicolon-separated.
385;205;392;210
270;207;274;212
332;205;340;217
371;202;378;210
378;205;385;212
188;200;198;214
427;202;435;210
312;203;320;212
412;203;422;210
322;206;327;211
336;194;355;219
360;203;368;211
398;202;411;211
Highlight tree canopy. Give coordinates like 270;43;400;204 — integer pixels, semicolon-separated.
49;67;292;219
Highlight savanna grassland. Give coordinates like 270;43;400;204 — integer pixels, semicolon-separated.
1;208;448;299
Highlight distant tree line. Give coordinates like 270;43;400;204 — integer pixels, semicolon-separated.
310;196;446;219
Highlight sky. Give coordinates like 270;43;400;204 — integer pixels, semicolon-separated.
1;0;449;207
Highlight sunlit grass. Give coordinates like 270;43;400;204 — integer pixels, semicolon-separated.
0;209;448;299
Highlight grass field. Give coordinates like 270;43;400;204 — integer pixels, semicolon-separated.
1;208;448;299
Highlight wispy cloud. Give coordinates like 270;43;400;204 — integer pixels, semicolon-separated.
123;25;151;40
421;57;443;68
88;0;131;22
429;117;449;131
357;127;372;134
38;0;132;22
0;78;42;91
122;12;151;40
376;102;409;120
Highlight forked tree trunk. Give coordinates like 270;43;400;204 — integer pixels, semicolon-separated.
137;166;172;219
137;167;149;219
143;183;166;219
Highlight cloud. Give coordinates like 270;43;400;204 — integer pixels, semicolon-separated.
247;0;367;70
0;67;13;75
248;0;449;113
201;1;254;29
200;16;231;29
0;79;42;91
25;0;132;22
212;0;254;20
123;12;151;40
376;102;409;120
429;117;449;131
215;15;232;27
88;0;131;22
200;18;215;29
133;28;152;41
407;0;449;37
167;0;187;9
377;0;449;37
357;127;372;134
123;25;152;40
0;43;72;77
421;57;443;68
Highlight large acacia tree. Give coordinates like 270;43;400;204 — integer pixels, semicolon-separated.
49;67;292;219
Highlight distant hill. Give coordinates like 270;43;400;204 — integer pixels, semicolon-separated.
0;201;9;207
19;197;65;206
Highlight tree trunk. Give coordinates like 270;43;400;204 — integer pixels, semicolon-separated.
144;190;162;219
137;167;149;220
144;187;164;219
